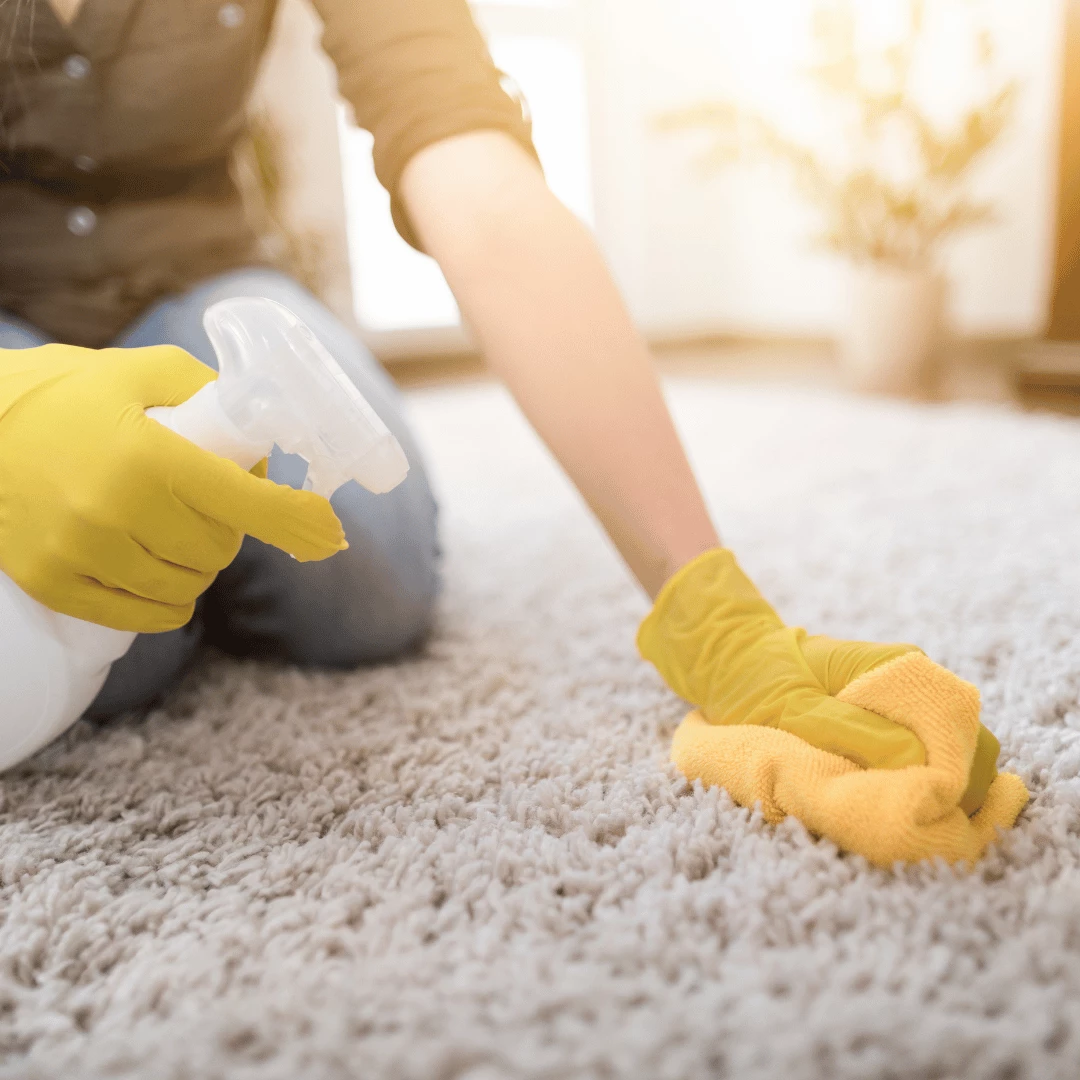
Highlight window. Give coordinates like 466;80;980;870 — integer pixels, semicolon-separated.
338;0;593;352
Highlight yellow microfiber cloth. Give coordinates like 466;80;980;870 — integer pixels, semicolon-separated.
639;548;1028;868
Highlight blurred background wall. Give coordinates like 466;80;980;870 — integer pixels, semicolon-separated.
250;0;1072;382
619;0;1062;340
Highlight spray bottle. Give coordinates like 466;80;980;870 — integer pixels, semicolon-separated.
0;296;409;771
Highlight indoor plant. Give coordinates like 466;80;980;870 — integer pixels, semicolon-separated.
655;0;1017;394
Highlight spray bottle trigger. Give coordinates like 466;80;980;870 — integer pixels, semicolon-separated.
302;457;347;500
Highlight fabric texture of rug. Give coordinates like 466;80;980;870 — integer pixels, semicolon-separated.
1;379;1079;1080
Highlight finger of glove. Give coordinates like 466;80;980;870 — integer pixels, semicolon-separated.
132;502;243;576
776;689;927;770
94;345;217;408
799;634;922;695
960;723;1000;815
802;637;998;813
836;650;981;783
163;431;346;561
835;650;997;815
62;576;194;634
73;529;216;608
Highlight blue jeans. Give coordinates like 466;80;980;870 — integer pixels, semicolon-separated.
0;270;440;717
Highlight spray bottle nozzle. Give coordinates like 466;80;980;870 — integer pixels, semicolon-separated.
203;297;410;497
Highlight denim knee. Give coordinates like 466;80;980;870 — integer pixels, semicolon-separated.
317;468;441;666
86;612;205;719
0;313;53;349
296;528;439;668
203;511;439;670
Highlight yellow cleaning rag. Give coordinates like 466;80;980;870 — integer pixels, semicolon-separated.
672;650;1028;867
639;548;1028;868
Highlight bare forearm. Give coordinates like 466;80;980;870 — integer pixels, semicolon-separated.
400;132;718;596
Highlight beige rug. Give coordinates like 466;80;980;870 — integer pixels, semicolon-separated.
1;379;1079;1080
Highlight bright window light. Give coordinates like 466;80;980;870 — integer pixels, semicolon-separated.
339;123;461;332
493;35;593;227
340;5;592;334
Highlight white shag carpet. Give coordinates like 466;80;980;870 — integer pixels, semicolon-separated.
2;378;1080;1080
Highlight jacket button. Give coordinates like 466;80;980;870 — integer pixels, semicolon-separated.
218;3;245;28
67;207;97;236
63;54;91;80
74;155;98;173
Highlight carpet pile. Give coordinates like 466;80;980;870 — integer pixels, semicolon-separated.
1;380;1079;1079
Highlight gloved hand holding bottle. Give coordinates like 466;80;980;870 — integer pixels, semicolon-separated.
0;340;347;634
0;297;411;774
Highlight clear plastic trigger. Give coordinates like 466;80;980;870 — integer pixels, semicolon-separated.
302;458;347;500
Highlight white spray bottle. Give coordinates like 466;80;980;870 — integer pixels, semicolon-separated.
0;296;409;771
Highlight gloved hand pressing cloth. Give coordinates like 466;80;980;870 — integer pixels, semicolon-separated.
638;548;1028;868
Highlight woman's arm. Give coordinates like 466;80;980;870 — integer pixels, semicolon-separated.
399;130;718;597
398;132;1009;837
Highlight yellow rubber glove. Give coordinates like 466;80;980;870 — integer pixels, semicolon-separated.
0;343;346;633
637;548;999;815
669;653;1027;868
798;634;1001;815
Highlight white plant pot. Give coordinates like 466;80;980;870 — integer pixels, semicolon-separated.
839;262;946;395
